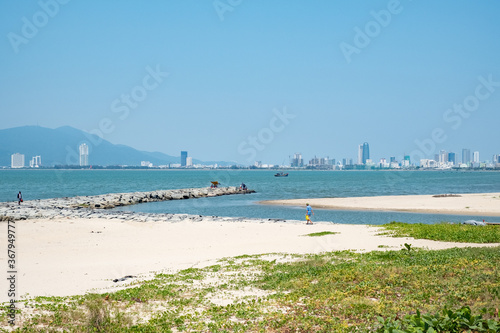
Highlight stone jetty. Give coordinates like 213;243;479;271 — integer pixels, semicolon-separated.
0;187;255;222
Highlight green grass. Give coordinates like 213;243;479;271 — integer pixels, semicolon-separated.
379;221;500;243
256;247;500;331
303;231;339;237
2;246;499;332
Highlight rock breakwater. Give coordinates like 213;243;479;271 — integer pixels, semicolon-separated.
0;187;255;221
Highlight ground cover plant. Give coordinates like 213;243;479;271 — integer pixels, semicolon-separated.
379;222;500;243
1;243;499;332
303;231;340;237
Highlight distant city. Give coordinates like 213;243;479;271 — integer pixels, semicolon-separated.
8;145;216;169
285;143;500;170
6;141;500;170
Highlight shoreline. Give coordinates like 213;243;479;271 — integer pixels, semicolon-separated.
1;189;499;301
259;192;500;217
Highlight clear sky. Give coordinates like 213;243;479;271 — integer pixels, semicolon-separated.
1;0;499;165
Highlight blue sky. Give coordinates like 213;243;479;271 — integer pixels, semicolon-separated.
1;0;499;165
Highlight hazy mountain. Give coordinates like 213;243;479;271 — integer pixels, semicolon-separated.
0;126;229;167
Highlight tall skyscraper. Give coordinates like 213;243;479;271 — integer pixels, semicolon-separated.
291;153;303;167
181;151;188;167
403;155;410;167
11;153;25;168
439;150;448;164
79;143;89;166
357;143;370;164
448;152;456;165
30;156;41;168
462;149;471;164
361;142;370;164
473;151;479;163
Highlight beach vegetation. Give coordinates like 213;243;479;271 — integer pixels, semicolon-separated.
379;222;500;243
85;294;112;331
2;247;499;332
303;231;339;237
377;306;500;332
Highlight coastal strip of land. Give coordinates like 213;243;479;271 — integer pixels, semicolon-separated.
260;192;500;217
1;217;498;302
1;189;499;301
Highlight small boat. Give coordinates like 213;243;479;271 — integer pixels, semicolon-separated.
274;172;288;177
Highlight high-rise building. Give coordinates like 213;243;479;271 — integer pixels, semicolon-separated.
403;155;410;167
186;157;193;167
448;152;456;165
309;156;320;166
291;153;303;167
357;142;370;164
462;149;471;164
362;142;370;164
30;155;41;168
379;158;389;168
11;153;25;168
473;151;480;163
79;143;89;166
181;151;188;167
439;150;448;164
494;154;500;164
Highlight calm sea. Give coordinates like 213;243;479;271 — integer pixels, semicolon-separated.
1;169;499;225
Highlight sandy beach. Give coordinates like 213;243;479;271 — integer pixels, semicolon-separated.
261;192;500;217
1;216;498;302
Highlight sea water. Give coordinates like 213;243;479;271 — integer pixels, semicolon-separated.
1;169;499;225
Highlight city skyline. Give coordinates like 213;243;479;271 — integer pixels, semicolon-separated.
1;2;499;164
4;132;499;169
7;144;499;169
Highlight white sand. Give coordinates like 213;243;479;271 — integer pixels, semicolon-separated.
1;217;498;302
261;193;500;217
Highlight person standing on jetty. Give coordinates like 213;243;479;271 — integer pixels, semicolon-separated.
17;191;22;205
305;203;314;224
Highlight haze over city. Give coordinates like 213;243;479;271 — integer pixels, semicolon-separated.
1;1;499;165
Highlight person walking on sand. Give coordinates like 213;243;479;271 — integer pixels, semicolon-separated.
305;203;314;225
17;191;22;205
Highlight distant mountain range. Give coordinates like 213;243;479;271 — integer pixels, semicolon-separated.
0;126;231;167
